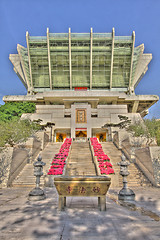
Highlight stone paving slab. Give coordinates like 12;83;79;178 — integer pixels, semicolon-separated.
0;186;160;240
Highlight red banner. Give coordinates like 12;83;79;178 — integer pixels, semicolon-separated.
74;87;88;91
75;128;87;131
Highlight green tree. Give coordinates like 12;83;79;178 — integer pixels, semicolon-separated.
0;102;35;121
102;115;160;146
0;119;42;147
102;115;131;129
0;102;41;147
127;119;160;146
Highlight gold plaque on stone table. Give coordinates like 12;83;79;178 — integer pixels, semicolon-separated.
76;109;86;123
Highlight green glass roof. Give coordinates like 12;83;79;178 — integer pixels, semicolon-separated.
10;29;152;93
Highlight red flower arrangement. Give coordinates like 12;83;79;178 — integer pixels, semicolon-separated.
90;137;114;175
48;138;72;175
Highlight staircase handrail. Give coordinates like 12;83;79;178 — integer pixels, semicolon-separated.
63;142;72;176
89;138;101;176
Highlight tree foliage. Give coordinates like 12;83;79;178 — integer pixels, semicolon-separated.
0;102;35;121
102;115;160;146
0;102;41;147
102;115;131;129
0;119;42;147
126;119;160;146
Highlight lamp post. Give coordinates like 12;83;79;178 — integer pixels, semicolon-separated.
117;154;135;201
28;154;46;201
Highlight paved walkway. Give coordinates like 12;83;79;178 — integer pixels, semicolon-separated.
0;186;160;240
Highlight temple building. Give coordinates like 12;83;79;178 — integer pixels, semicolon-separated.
3;28;159;141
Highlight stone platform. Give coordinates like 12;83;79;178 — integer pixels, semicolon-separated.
0;186;160;240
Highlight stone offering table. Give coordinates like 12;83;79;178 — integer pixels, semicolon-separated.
54;176;111;211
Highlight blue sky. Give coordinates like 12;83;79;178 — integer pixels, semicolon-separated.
0;0;160;118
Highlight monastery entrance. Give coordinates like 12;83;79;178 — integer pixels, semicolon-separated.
92;129;109;142
75;129;87;142
75;130;87;138
96;132;106;142
56;133;66;142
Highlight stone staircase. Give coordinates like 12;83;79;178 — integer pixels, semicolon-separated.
12;142;62;187
65;142;97;176
11;140;151;188
101;142;152;188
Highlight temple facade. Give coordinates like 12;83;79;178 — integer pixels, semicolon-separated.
3;28;159;141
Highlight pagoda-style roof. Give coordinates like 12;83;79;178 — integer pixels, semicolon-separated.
9;28;152;94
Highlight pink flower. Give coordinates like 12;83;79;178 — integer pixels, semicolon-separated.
105;162;112;167
106;167;114;174
91;137;114;175
48;138;72;175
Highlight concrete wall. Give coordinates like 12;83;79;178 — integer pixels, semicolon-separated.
149;146;160;186
22;113;52;124
22;104;129;139
113;130;129;150
0;147;14;188
7;147;29;186
31;136;42;159
21;105;146;144
22;104;71;128
91;118;110;128
35;131;49;150
114;130;160;187
97;105;127;118
0;134;43;188
52;118;71;128
36;105;65;115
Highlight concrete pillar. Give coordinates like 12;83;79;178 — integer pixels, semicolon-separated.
54;132;56;142
58;196;65;211
132;100;139;113
100;196;106;211
51;128;55;142
90;28;93;89
98;197;100;209
87;127;91;138
64;197;66;207
71;127;75;138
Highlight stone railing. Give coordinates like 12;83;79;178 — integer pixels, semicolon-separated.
7;147;29;187
135;147;160;187
114;130;160;187
89;139;101;176
35;131;49;150
1;133;43;188
0;147;14;188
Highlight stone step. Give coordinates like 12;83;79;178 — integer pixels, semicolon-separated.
12;140;152;188
12;142;62;187
101;142;152;188
65;142;96;176
67;169;95;172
